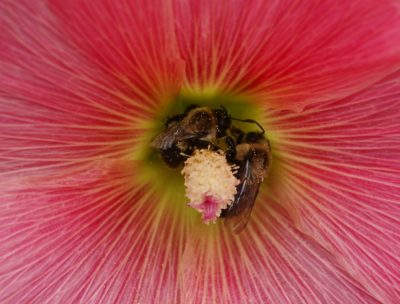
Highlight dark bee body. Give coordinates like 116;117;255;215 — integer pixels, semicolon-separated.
151;105;231;168
159;138;213;168
151;105;271;232
221;132;271;233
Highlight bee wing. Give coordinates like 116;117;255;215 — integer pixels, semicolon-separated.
150;123;199;150
225;159;261;233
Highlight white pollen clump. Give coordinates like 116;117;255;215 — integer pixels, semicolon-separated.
181;149;240;223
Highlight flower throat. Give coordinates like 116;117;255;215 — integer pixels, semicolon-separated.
150;105;271;233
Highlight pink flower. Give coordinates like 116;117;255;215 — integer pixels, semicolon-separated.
1;0;400;303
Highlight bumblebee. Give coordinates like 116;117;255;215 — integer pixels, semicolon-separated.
150;105;231;168
221;131;271;233
151;105;265;168
151;105;271;233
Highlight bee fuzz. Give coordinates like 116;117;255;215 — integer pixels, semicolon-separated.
181;149;240;223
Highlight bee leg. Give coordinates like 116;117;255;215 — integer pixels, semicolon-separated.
189;139;211;150
183;139;218;157
197;140;220;151
225;136;237;163
230;126;245;144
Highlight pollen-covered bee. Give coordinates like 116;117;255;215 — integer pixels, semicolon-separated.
150;105;231;168
151;105;231;149
221;131;272;233
151;104;265;168
151;104;272;233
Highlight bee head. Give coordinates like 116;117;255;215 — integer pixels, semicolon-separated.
213;106;232;137
246;131;264;143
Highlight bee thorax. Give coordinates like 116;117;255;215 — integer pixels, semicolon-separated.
187;109;214;135
235;143;251;161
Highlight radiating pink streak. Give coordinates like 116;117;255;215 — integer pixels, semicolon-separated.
1;0;400;303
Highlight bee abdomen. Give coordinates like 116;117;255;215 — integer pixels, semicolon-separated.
160;145;186;168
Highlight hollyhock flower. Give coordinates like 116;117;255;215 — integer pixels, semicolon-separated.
1;0;400;303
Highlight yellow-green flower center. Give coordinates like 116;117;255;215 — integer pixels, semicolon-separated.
132;92;272;222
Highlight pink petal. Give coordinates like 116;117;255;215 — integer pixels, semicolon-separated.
179;200;381;303
0;160;188;303
173;0;400;111
178;71;400;303
1;1;400;303
0;0;185;184
0;2;184;301
0;0;184;183
265;70;400;302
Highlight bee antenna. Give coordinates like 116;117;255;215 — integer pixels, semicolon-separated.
220;105;228;113
219;105;265;134
230;117;265;134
